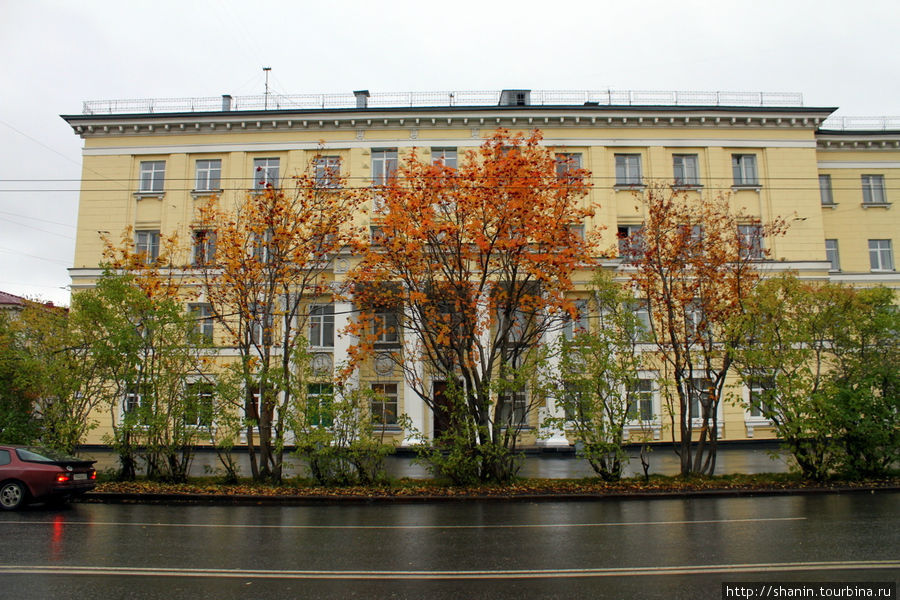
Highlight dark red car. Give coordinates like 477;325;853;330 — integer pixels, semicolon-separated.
0;445;97;510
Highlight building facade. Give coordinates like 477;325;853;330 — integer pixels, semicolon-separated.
62;90;899;447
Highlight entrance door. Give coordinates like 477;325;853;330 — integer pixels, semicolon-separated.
432;381;455;439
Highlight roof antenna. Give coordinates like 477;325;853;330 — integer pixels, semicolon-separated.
263;67;272;110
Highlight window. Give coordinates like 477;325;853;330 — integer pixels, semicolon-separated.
370;226;386;245
373;310;399;345
747;376;774;419
123;383;151;423
498;389;527;427
432;148;458;169
195;159;221;192
628;300;652;342
184;381;214;427
253;158;280;189
139;161;166;193
249;303;273;346
314;156;341;189
862;175;887;205
615;154;642;186
191;229;216;266
499;308;531;344
672;154;700;186
568;224;585;240
627;379;654;422
555;153;583;184
134;230;160;264
689;377;713;419
869;239;894;271
563;299;589;340
563;380;592;421
372;149;398;186
309;304;335;348
190;303;214;342
825;239;841;272
251;229;274;263
738;224;763;260
370;383;398;425
617;225;643;260
731;154;758;186
0;450;9;467
819;174;834;205
307;383;334;427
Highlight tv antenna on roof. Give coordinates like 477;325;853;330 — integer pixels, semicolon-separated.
263;66;272;109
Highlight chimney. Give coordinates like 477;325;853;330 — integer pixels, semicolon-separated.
354;90;370;109
222;94;233;111
499;89;531;106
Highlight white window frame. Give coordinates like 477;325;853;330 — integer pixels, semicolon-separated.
431;147;458;169
617;225;643;260
139;161;166;193
825;239;841;272
555;152;583;184
672;154;700;186
370;382;399;426
306;382;334;427
308;304;335;348
195;159;222;192
253;158;280;190
861;174;887;205
134;229;160;264
819;174;834;205
731;154;759;186
191;229;216;267
314;156;341;189
626;378;656;424
371;149;398;186
563;299;589;341
497;388;528;429
184;380;215;428
615;154;642;186
868;239;894;271
373;310;400;345
738;224;764;260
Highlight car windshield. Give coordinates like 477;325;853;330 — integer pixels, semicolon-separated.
16;447;80;463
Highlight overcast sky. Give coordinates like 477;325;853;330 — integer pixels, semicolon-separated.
1;0;897;306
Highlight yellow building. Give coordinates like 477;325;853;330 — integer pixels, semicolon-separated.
62;89;899;448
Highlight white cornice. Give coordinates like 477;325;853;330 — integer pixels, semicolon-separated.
65;107;832;140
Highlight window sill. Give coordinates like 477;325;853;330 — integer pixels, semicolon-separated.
375;425;403;433
821;202;838;209
672;184;703;191
191;189;223;199
731;184;761;192
613;183;646;192
133;191;165;200
861;202;892;209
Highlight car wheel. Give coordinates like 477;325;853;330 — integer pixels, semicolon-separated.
0;481;27;510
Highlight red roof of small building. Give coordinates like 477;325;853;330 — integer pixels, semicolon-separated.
0;291;27;307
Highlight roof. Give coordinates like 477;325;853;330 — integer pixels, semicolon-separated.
0;290;26;308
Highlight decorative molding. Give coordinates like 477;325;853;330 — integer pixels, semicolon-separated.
82;137;818;157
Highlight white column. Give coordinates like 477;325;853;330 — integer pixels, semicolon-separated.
400;307;427;447
537;319;570;448
332;300;358;391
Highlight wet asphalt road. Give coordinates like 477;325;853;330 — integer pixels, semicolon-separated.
0;493;897;599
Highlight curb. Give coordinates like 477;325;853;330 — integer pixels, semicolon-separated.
77;485;900;506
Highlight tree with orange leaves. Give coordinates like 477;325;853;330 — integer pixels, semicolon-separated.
195;154;365;482
347;129;596;482
624;184;788;475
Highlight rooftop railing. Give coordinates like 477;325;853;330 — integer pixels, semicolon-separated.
81;89;807;115
819;116;900;131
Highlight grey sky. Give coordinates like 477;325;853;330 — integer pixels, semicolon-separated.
1;0;897;306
